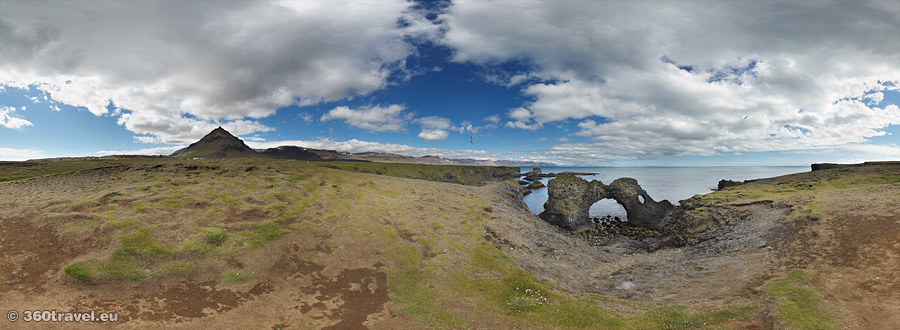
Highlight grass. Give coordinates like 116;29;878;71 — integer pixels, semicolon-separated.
202;226;227;244
106;218;138;229
0;159;120;182
63;262;93;283
233;222;290;248
63;250;149;283
65;219;102;233
220;268;254;285
158;261;200;276
315;161;518;185
24;157;777;328
119;228;172;256
762;270;839;330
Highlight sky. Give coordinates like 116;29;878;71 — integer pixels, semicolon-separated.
1;0;900;166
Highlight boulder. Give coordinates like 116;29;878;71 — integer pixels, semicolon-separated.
525;181;546;190
538;175;673;231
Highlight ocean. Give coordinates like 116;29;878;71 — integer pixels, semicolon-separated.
519;166;809;220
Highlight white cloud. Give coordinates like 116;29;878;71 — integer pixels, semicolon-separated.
0;146;42;161
133;136;162;144
417;130;450;141
115;112;274;145
441;0;900;158
321;104;411;132
415;116;452;141
0;106;33;129
297;112;313;123
505;107;543;130
483;114;500;124
95;145;185;156
865;92;885;105
0;0;438;142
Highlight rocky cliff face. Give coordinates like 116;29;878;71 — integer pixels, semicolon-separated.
538;175;674;230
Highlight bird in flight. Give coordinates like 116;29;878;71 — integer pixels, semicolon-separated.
742;115;749;120
470;136;474;145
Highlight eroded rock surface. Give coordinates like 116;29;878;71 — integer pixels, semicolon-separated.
538;175;674;230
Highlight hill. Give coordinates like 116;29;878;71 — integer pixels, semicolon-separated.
170;127;260;159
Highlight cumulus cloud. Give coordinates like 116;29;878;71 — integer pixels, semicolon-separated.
0;0;438;143
442;0;900;158
321;104;411;132
415;116;452;141
0;106;33;129
504;107;543;130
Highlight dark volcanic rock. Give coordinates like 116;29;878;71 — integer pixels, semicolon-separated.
607;178;674;229
538;175;605;230
538;175;673;231
716;179;758;190
517;180;529;185
523;168;543;181
525;181;546;190
717;179;744;190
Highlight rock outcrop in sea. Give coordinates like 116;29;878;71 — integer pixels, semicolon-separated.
538;175;674;230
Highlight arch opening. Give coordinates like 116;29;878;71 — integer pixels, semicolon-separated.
589;198;628;222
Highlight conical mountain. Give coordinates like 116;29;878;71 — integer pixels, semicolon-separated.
171;127;260;158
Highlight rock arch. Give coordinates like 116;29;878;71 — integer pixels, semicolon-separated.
538;175;674;231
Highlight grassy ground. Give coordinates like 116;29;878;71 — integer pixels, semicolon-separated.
0;157;761;329
0;158;131;182
763;270;839;330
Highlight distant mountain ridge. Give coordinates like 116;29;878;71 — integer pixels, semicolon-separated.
171;127;551;166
